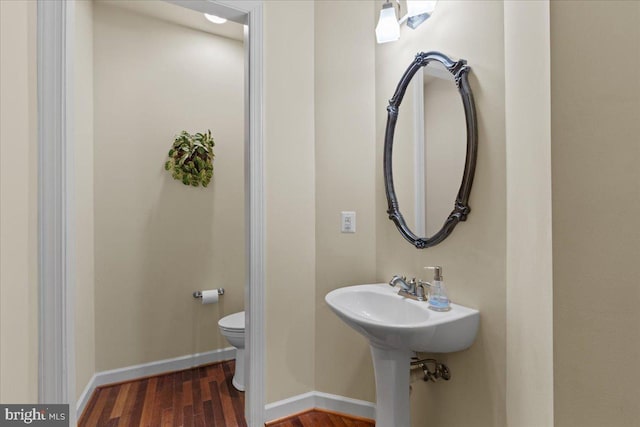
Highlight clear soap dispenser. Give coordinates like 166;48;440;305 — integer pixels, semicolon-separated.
426;266;451;312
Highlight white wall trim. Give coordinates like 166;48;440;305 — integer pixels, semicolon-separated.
264;391;376;423
265;392;316;422
37;0;76;418
242;3;265;426
413;67;426;236
76;347;236;418
76;373;96;418
203;2;265;425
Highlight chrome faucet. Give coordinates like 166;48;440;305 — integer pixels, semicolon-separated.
389;275;429;301
389;275;413;291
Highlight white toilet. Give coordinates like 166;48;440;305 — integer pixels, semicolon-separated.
218;311;245;391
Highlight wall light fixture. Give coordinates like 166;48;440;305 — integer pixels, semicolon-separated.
376;0;438;44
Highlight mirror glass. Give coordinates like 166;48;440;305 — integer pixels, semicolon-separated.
384;52;477;248
391;62;466;237
418;63;467;237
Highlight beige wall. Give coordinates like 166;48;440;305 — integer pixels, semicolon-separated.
375;1;507;426
263;0;317;403
75;0;96;400
505;1;554;425
0;0;39;404
92;2;245;371
313;0;378;402
551;2;640;426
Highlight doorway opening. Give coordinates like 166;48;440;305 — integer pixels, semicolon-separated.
37;0;264;425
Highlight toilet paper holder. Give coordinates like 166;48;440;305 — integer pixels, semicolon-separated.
193;288;225;299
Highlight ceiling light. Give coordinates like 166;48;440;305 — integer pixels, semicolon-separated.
204;13;227;24
375;1;400;44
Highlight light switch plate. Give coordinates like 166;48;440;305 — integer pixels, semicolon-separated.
341;211;356;233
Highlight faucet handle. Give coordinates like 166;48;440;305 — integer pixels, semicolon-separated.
417;279;431;288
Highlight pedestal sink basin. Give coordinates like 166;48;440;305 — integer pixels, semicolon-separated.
325;283;479;427
325;283;479;352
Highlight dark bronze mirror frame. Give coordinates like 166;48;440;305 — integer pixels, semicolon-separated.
384;51;478;249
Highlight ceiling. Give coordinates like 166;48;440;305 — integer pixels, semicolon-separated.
98;0;244;41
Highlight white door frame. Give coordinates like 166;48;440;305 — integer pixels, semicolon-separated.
37;0;265;424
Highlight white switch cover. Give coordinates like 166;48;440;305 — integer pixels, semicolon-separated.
341;211;356;233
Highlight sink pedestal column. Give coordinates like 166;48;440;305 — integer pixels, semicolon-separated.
369;345;412;427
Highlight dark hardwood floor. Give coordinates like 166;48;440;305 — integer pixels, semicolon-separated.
79;360;246;427
266;409;375;427
79;360;375;427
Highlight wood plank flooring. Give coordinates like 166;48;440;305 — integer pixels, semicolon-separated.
266;409;375;427
79;360;375;427
79;360;246;427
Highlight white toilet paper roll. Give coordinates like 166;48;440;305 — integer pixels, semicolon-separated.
201;289;219;304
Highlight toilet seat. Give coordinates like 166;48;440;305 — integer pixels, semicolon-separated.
218;311;245;332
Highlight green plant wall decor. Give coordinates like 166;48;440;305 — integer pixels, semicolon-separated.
165;130;215;187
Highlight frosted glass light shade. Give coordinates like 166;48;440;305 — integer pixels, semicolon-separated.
406;1;437;29
375;4;400;44
406;0;437;17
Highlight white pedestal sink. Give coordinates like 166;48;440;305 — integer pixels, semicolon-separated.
325;283;479;427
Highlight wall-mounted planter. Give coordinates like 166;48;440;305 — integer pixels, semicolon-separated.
165;130;215;187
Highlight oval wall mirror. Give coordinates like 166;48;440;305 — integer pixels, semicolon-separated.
384;51;478;248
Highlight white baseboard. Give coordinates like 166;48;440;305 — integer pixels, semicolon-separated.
76;347;235;418
76;376;97;419
264;391;375;422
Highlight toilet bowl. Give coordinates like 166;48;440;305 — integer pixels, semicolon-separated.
218;311;245;391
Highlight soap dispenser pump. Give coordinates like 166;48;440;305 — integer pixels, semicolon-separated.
426;266;451;312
